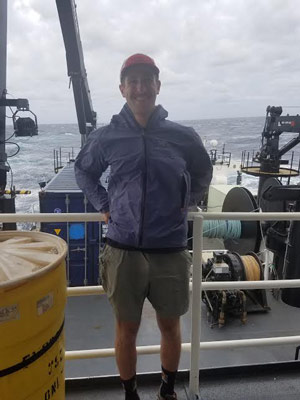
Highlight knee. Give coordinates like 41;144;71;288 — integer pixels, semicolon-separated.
158;317;181;339
116;320;140;343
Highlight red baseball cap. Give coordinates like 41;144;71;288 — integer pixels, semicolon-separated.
120;53;160;80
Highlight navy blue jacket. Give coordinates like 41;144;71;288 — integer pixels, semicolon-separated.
75;104;212;249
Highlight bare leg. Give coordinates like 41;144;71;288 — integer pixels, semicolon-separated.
156;315;181;371
115;319;140;379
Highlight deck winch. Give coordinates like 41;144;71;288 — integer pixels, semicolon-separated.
215;182;300;309
202;251;268;327
239;106;300;308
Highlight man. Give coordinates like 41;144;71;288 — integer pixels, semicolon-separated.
75;53;212;400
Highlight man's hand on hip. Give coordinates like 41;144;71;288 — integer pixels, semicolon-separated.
102;211;110;224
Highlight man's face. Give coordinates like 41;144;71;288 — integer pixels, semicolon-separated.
119;65;161;117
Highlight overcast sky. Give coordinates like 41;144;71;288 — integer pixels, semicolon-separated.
5;0;300;124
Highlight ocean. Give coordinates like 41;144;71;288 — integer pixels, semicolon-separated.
5;116;299;217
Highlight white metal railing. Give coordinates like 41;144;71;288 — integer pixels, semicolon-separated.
1;211;300;223
65;335;300;359
1;211;300;400
66;278;300;296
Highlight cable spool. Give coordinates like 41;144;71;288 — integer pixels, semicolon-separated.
222;251;263;281
203;220;242;240
229;251;268;311
222;186;261;255
202;250;268;326
240;253;262;281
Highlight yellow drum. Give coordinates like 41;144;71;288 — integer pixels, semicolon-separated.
0;231;67;400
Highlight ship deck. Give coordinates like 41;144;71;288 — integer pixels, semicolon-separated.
66;362;300;399
64;290;300;399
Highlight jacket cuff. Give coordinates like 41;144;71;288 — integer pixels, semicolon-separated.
99;203;109;213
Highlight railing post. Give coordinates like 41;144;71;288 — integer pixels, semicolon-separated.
189;214;203;399
264;249;271;280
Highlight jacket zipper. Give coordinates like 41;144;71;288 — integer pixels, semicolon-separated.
138;129;147;247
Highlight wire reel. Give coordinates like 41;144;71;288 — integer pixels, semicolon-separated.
222;187;261;255
241;253;261;281
220;251;263;282
202;251;268;327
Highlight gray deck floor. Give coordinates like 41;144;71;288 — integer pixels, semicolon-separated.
65;364;300;399
65;290;300;379
64;238;300;398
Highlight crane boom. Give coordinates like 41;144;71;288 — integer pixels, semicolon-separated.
56;0;97;146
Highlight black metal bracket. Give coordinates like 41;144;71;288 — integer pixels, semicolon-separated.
263;185;300;202
0;98;29;110
295;345;300;360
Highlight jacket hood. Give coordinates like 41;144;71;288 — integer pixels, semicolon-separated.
110;103;168;129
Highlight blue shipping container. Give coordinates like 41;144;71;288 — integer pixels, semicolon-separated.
39;162;107;286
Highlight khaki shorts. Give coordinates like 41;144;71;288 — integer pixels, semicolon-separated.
100;245;192;322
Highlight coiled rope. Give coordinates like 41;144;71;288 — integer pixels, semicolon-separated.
241;255;261;281
203;220;241;240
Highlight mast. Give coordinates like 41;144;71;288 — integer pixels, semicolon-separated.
0;0;16;229
0;0;8;193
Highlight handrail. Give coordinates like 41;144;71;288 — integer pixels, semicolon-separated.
65;335;300;360
0;212;105;223
67;279;300;296
1;211;300;223
1;211;300;399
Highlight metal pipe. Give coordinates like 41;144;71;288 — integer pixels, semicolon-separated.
67;286;106;296
65;194;70;285
264;249;271;280
98;219;102;284
1;211;300;223
84;195;88;285
65;335;300;361
204;271;300;293
189;215;203;399
0;0;8;191
0;212;106;222
202;279;300;290
191;212;300;221
66;277;300;297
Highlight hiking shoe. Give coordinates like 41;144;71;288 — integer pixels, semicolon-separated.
157;392;177;399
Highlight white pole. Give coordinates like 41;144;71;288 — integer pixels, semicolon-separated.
65;278;300;297
0;212;105;222
189;215;203;399
67;286;106;296
65;335;300;360
201;279;300;290
0;211;299;223
264;249;270;280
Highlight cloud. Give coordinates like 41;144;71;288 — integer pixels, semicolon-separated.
5;0;300;123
